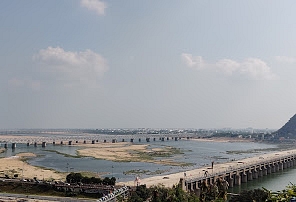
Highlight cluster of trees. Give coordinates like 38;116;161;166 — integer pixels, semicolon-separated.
127;184;296;202
229;184;296;202
128;184;199;202
66;172;116;185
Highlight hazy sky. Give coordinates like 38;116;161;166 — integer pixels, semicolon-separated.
1;0;296;129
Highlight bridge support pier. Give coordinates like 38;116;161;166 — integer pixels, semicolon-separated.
235;174;241;186
267;165;271;174
258;168;263;177
263;166;268;176
253;169;258;179
275;163;279;172
193;187;201;198
271;164;276;173
180;178;186;191
247;171;253;181
228;177;234;188
242;173;247;183
279;162;283;170
42;142;46;147
284;161;287;169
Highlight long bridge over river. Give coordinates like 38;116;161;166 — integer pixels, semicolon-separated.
180;149;296;197
0;133;194;149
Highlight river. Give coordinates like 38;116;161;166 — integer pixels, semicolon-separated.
0;137;295;192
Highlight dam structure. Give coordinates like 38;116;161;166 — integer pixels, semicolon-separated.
182;149;296;197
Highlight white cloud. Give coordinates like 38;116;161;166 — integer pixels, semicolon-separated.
34;46;108;87
181;53;205;69
8;78;41;91
275;56;296;64
80;0;107;16
181;54;277;80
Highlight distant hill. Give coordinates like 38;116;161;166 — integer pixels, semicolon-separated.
275;114;296;139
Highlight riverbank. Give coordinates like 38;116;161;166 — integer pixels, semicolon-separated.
0;153;65;181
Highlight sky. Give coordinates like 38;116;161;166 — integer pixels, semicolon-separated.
1;0;296;129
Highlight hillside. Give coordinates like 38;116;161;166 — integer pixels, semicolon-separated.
276;114;296;138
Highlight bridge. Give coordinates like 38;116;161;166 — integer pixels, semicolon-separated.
0;133;194;149
181;149;296;197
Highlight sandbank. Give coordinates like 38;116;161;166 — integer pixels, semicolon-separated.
0;152;65;181
192;137;254;143
76;142;187;166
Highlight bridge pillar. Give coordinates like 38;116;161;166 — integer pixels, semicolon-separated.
193;187;201;198
271;164;276;173
283;161;287;169
11;143;16;149
275;163;279;172
285;161;289;168
267;165;271;174
175;137;178;141
279;162;283;170
258;168;263;177
235;174;241;186
228;177;234;188
186;181;192;191
287;160;291;168
42;142;46;147
247;171;253;181
263;166;267;176
253;169;258;179
34;142;38;147
4;143;7;149
242;173;247;183
179;178;186;191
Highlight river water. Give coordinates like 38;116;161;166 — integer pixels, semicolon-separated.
0;138;295;192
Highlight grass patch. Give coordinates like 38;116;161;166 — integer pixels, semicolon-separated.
226;147;280;155
44;150;81;158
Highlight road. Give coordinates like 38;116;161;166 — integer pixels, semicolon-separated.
0;193;97;202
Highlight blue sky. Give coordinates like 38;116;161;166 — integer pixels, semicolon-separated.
1;0;296;129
